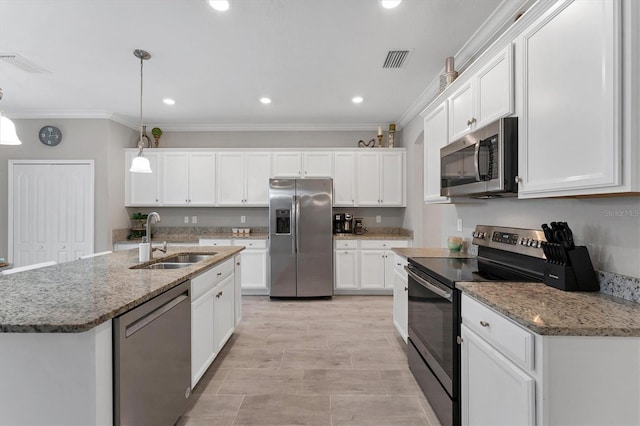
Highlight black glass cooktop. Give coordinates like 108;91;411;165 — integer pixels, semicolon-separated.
408;257;494;287
408;256;542;288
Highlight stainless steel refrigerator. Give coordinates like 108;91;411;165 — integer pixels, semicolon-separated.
269;178;333;298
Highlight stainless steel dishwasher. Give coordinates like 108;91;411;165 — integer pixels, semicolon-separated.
113;280;191;426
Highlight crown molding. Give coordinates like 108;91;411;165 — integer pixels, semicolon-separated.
8;110;113;120
152;123;386;132
397;0;535;128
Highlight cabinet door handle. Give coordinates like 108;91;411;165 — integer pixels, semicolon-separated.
480;321;490;327
404;286;408;292
514;176;522;184
217;272;222;276
236;262;240;266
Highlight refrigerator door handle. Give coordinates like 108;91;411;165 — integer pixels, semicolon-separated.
294;195;300;253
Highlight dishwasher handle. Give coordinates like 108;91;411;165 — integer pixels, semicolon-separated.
125;293;189;338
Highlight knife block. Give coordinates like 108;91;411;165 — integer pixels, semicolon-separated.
543;246;599;292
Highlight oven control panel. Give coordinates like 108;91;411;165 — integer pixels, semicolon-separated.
472;225;546;258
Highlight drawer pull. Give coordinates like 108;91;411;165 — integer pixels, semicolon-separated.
217;272;222;276
404;286;408;292
480;321;490;327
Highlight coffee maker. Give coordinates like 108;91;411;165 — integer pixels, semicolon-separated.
354;218;365;235
333;213;353;234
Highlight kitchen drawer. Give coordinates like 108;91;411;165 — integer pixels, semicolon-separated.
394;254;408;274
199;238;233;246
334;240;358;250
359;240;410;250
462;294;534;372
191;259;234;300
235;239;267;249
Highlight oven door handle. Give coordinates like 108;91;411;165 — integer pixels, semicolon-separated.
405;266;452;300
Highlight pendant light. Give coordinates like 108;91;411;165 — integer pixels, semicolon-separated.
129;49;152;173
0;88;23;145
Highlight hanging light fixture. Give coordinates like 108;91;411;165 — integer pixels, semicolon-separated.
0;88;23;145
129;49;152;173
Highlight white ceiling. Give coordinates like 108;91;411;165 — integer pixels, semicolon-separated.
0;0;509;131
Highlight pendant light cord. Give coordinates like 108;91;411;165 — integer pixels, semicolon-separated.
139;54;143;153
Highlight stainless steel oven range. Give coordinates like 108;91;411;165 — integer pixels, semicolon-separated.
406;225;547;425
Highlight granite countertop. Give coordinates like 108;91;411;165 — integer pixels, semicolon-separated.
391;248;474;258
334;228;413;240
457;282;640;337
0;246;243;333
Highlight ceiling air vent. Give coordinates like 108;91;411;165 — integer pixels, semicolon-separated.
0;53;49;73
383;50;411;69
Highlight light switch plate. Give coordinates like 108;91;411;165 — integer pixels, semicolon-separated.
457;219;463;231
192;216;197;224
376;215;381;223
241;216;246;223
184;216;189;224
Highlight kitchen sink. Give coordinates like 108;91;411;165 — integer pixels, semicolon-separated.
139;262;193;270
131;253;216;270
161;254;215;264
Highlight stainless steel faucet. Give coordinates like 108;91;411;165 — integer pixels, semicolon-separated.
144;212;167;259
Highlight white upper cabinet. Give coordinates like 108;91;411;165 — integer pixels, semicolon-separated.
217;152;271;206
272;152;302;177
516;0;625;198
244;152;271;206
333;152;356;206
272;151;333;178
448;82;475;142
448;44;514;143
125;150;160;206
423;102;450;204
161;152;216;206
302;151;333;177
356;151;405;207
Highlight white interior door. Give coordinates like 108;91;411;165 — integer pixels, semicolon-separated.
9;161;95;266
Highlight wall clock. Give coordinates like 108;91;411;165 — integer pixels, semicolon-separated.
39;126;62;146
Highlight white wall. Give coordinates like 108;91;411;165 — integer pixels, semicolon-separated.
400;113;640;278
0;118;135;257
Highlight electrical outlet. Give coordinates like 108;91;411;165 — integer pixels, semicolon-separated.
457;219;463;232
241;215;246;224
184;216;189;224
192;216;197;224
376;215;381;223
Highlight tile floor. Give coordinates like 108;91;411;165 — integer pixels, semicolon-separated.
178;295;441;426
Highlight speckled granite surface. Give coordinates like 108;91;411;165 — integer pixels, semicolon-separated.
0;246;243;333
457;282;640;337
391;248;474;258
598;270;640;304
113;226;268;244
334;228;413;240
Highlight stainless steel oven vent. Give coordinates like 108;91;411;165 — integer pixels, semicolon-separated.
383;50;411;68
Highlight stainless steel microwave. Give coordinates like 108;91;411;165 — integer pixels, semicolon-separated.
440;117;518;197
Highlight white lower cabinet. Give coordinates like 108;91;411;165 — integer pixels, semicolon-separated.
461;293;640;426
190;258;236;388
334;246;358;290
334;239;410;293
213;274;235;352
200;238;269;295
392;255;408;343
461;324;535;426
233;254;242;325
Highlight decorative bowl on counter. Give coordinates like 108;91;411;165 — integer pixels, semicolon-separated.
447;236;463;252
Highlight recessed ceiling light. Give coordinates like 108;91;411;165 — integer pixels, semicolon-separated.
163;98;176;105
260;97;272;104
352;96;364;104
209;0;229;11
380;0;402;9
